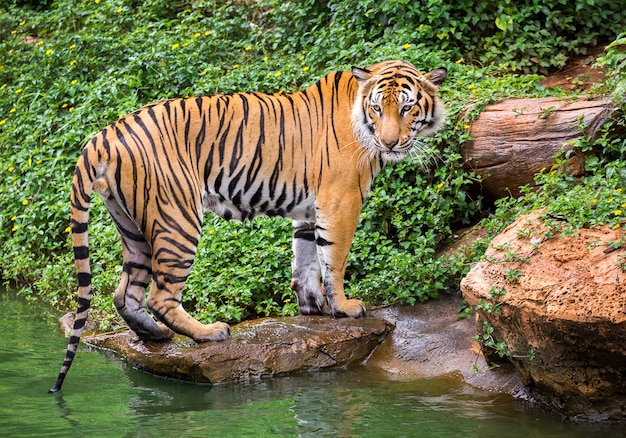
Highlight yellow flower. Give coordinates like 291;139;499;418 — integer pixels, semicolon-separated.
275;71;282;77
61;103;68;108
437;183;444;189
463;124;471;130
455;58;464;64
1;84;6;89
299;55;305;61
204;30;211;36
38;40;43;46
15;88;23;94
245;45;252;51
22;199;28;205
302;66;309;72
36;159;42;164
403;43;411;49
193;33;201;38
65;226;71;233
615;210;622;216
69;44;76;49
70;59;77;66
42;138;47;143
117;7;123;13
200;70;207;76
12;225;18;232
71;79;78;85
8;166;13;172
263;55;269;62
591;198;598;204
233;64;240;69
19;20;26;26
171;43;180;49
11;30;16;35
45;49;52;55
467;84;475;89
9;107;16;113
0;120;5;126
607;198;614;203
11;215;16;221
69;107;74;112
615;188;622;193
284;298;291;303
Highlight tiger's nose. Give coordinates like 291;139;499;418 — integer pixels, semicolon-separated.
381;138;398;149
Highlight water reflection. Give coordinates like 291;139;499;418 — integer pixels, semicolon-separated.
2;289;626;437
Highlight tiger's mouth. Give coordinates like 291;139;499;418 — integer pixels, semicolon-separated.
380;149;410;162
374;139;414;162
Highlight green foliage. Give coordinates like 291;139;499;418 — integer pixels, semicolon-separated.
1;0;625;328
258;0;626;74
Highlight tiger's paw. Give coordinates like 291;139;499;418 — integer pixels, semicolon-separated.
332;298;366;318
135;322;174;342
192;322;231;343
291;278;326;315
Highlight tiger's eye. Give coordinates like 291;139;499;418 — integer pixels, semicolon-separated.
400;104;414;116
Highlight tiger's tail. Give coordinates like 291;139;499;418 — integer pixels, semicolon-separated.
49;147;96;393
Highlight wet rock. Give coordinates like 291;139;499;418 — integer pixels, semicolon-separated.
461;210;626;421
83;315;392;384
368;294;528;398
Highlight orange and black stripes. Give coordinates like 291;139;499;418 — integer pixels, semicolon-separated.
50;60;447;392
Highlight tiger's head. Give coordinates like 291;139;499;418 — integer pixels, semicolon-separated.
351;60;447;163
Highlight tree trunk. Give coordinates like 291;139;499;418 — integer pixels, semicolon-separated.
462;96;614;200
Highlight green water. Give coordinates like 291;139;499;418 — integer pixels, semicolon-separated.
1;291;625;437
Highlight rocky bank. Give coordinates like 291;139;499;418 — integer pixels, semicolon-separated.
461;210;626;422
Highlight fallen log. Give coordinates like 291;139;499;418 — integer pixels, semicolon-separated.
462;96;615;200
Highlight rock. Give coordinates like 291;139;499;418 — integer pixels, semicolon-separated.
368;294;528;398
72;294;530;402
83;315;392;384
461;210;626;421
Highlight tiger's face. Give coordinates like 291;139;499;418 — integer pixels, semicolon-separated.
351;60;447;163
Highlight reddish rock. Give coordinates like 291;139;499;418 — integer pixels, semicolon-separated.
461;210;626;421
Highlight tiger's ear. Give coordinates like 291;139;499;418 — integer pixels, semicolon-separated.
424;67;447;87
352;66;373;84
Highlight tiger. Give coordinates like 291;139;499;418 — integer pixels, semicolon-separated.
49;59;447;392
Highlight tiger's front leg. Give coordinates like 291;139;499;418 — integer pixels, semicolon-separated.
314;197;366;318
291;221;327;315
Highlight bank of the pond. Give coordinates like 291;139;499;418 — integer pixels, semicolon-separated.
2;289;626;437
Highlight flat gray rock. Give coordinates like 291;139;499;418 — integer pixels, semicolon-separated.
84;315;392;384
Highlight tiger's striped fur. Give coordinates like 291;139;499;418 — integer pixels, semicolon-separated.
50;60;446;392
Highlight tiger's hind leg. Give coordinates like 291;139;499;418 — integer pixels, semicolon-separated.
290;221;327;314
98;184;173;341
146;232;230;343
115;236;174;341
